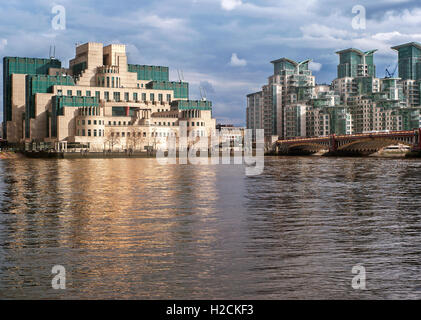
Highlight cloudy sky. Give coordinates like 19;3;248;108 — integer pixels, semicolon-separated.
1;0;421;125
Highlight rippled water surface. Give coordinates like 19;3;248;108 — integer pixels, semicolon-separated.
1;157;421;299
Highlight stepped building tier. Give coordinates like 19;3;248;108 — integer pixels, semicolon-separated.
3;42;216;150
247;42;421;142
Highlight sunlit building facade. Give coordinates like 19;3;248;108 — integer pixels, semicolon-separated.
3;42;216;150
246;91;263;137
247;42;421;139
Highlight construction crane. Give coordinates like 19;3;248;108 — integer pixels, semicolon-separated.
385;63;398;78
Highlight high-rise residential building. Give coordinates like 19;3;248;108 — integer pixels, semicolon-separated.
336;48;377;78
3;42;216;150
306;106;331;137
284;103;308;138
246;91;263;137
391;42;421;108
391;42;421;80
247;42;421;140
325;106;353;135
333;48;379;105
246;58;315;143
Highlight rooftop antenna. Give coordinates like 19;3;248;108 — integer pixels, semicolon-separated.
177;68;185;82
49;45;56;60
199;86;207;101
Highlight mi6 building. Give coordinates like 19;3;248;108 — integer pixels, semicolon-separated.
3;42;216;151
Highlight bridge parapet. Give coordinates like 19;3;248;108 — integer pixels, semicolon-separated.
275;129;421;155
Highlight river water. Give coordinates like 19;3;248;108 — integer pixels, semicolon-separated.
0;156;421;299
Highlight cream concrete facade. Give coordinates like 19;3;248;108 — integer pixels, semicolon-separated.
7;74;26;142
6;42;216;151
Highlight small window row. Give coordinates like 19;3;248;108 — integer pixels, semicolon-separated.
78;120;104;125
64;90;171;103
187;122;205;127
77;129;104;137
154;122;177;126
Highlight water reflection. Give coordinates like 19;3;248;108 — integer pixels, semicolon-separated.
244;157;421;299
0;157;421;299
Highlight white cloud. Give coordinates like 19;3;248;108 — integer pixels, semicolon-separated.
300;24;350;39
139;15;186;31
309;61;322;72
371;31;403;41
229;53;247;66
0;38;7;51
371;31;421;42
221;0;242;11
183;70;253;90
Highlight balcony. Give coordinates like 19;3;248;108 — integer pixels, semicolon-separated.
97;65;119;74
